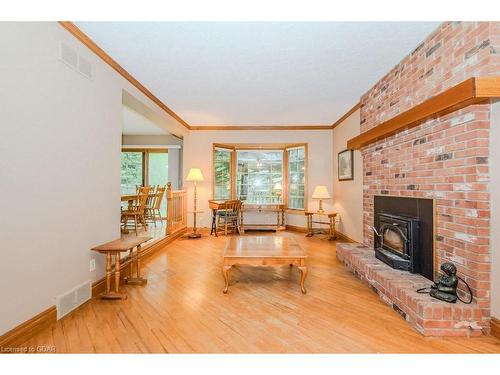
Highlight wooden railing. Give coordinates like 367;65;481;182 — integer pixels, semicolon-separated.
166;182;187;235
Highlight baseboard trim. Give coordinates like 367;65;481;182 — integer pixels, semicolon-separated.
285;225;308;233
335;230;356;243
491;318;500;340
92;228;187;297
285;225;356;243
0;306;57;348
0;229;188;347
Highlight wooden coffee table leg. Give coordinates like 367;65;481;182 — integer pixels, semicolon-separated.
298;265;308;294
222;265;232;294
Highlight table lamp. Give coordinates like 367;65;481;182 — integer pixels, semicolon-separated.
186;168;204;239
312;185;330;213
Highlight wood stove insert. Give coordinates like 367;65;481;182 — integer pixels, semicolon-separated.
373;196;435;281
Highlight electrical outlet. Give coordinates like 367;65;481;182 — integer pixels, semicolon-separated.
89;258;96;272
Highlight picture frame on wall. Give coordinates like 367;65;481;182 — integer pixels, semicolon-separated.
338;149;354;181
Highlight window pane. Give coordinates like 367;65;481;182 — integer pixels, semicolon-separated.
287;146;305;210
121;151;143;194
236;150;283;204
214;148;232;200
148;152;168;217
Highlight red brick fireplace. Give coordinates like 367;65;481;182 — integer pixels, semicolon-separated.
337;22;500;336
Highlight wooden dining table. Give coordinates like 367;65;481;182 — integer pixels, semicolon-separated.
121;192;156;206
121;194;139;204
120;193;156;233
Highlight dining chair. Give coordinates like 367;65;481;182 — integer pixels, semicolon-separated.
146;185;166;228
145;185;156;211
121;186;151;235
216;200;242;236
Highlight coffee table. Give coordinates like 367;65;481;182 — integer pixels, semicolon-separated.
222;236;308;294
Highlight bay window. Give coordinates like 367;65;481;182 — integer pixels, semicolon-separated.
214;147;233;200
212;143;307;210
287;146;306;210
236;150;283;204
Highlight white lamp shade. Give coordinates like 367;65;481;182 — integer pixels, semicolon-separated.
186;168;205;182
312;185;330;199
273;182;283;191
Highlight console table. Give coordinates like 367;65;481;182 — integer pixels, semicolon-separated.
208;200;285;234
304;211;337;240
91;236;151;299
240;203;285;232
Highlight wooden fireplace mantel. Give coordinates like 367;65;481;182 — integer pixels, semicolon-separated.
347;76;500;150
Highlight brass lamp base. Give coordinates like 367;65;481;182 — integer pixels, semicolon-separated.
317;199;325;213
188;232;201;239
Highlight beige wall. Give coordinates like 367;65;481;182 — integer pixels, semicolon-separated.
0;22;188;335
490;101;500;320
182;129;334;228
121;134;182;147
332;109;363;242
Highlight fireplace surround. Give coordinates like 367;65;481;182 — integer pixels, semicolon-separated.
337;23;498;336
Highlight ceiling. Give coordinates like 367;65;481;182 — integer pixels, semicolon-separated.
78;22;440;127
122;105;167;135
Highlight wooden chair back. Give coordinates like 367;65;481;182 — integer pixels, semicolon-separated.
145;185;156;208
135;186;151;213
223;200;242;216
153;185;166;209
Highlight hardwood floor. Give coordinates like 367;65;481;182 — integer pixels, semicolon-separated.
22;231;500;353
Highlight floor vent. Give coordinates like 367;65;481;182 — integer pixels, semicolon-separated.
56;280;91;320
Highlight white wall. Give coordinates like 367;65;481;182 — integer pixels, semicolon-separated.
490;101;500;320
182;130;334;228
332;109;363;242
0;22;188;335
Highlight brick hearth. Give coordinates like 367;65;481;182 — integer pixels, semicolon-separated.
336;243;484;337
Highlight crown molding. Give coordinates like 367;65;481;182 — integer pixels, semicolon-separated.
57;22;369;134
331;102;360;129
58;21;191;130
189;124;332;131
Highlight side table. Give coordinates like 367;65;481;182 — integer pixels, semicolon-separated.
304;211;337;241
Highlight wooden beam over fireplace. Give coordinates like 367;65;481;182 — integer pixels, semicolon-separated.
347;76;500;150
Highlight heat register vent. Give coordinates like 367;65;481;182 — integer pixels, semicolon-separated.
59;42;92;79
56;280;91;320
77;55;92;79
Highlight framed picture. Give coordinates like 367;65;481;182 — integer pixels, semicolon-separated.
338;149;354;181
